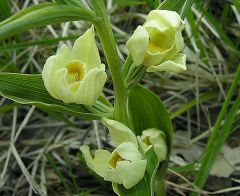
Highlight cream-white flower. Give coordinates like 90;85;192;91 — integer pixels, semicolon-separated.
126;10;186;73
138;128;167;162
42;26;107;105
80;118;147;189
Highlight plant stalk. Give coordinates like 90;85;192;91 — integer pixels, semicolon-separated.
90;0;128;124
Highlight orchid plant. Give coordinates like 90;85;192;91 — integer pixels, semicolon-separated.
0;0;194;195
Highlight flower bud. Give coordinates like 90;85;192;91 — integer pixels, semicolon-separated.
138;128;167;162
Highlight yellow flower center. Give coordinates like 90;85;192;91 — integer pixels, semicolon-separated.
142;136;151;146
109;151;124;169
147;28;174;53
66;60;85;84
149;32;167;52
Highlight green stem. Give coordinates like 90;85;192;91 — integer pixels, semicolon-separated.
90;0;128;124
190;65;240;195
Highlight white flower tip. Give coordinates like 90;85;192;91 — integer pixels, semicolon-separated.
102;118;138;147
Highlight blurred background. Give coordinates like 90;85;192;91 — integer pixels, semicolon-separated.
0;0;240;195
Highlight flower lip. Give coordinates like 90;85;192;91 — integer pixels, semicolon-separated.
66;60;85;83
109;151;124;169
67;60;84;81
142;136;151;146
147;27;175;53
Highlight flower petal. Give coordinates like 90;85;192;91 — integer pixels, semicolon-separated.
116;159;147;189
42;44;72;101
51;68;75;103
80;145;94;171
112;183;121;196
154;144;167;162
80;145;111;177
126;26;149;66
145;26;175;53
76;67;107;105
55;44;72;69
72;26;101;72
42;55;56;96
175;31;184;52
114;142;142;162
104;168;122;184
93;149;111;177
102;118;138;147
146;10;184;29
145;42;178;67
146;53;186;73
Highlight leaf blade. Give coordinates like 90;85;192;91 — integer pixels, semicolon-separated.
0;73;112;120
0;3;96;40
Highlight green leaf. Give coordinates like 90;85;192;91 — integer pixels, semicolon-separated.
186;10;207;60
145;147;159;196
0;73;113;120
0;3;96;40
127;84;172;149
0;0;11;18
112;0;145;6
53;0;85;8
233;0;240;14
180;0;194;19
159;0;185;13
0;35;79;52
144;0;160;8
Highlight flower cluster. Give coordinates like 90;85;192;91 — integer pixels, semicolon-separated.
41;9;184;191
80;118;167;190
